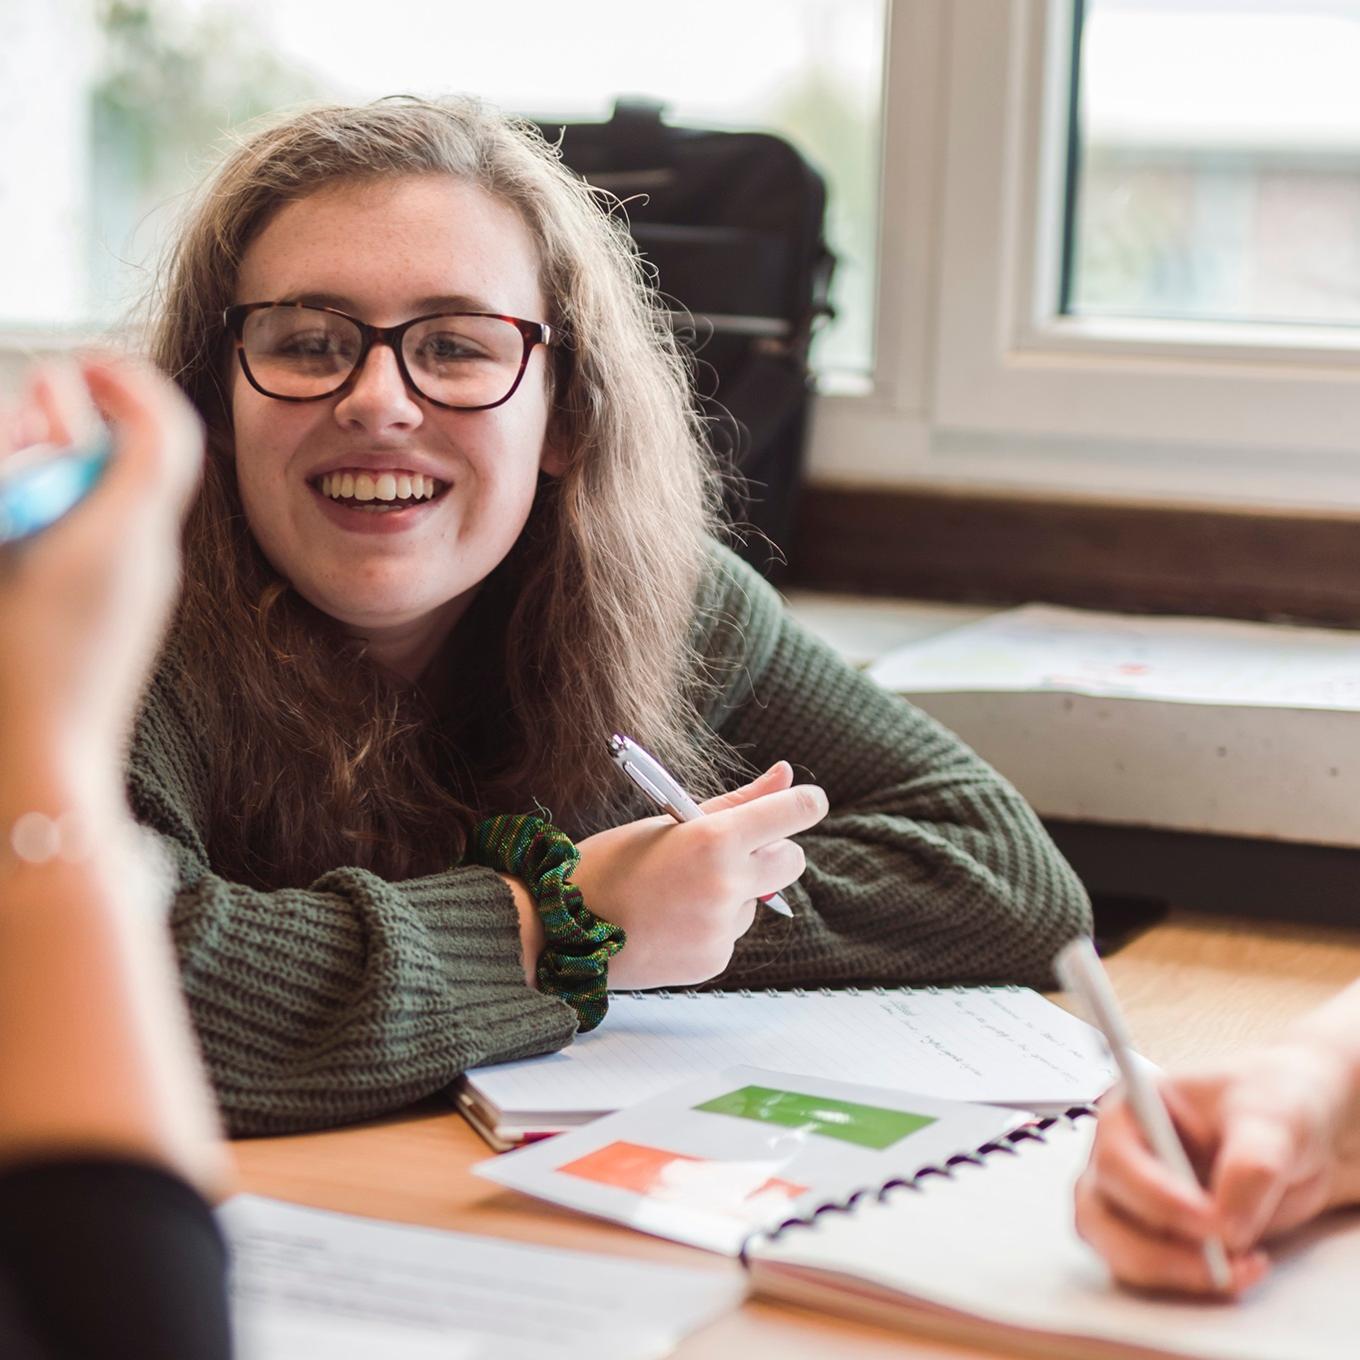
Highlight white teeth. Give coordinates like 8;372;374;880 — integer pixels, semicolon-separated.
318;470;441;503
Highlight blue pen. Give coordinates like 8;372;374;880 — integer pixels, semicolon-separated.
0;427;113;545
608;733;796;917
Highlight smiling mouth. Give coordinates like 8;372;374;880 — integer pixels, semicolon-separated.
311;469;449;512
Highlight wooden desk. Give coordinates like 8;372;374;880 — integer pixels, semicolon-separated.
234;912;1360;1358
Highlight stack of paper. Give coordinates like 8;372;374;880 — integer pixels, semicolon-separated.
869;604;1360;846
457;986;1115;1150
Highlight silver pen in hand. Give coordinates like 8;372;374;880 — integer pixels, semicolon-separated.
1055;935;1232;1292
608;733;795;917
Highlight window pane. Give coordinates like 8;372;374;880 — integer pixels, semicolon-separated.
1065;0;1360;329
1;0;884;377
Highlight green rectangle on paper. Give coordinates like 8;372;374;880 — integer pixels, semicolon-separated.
693;1084;936;1150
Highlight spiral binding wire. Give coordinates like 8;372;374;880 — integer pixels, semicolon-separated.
610;985;1091;1260
622;984;1025;1001
739;1107;1098;1262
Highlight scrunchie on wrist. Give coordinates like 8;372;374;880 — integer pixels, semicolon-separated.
469;813;625;1032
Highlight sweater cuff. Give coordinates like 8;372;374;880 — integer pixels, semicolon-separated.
388;863;581;1065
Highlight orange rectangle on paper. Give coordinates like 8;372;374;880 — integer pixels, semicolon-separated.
558;1140;806;1203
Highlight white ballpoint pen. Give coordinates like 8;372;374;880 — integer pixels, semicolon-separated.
608;733;795;918
1055;935;1232;1292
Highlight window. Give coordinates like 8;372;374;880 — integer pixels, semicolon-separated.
12;1;1360;507
1;0;886;377
1066;0;1360;330
837;0;1360;508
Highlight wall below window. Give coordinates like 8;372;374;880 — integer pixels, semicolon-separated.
790;483;1360;627
1050;821;1360;931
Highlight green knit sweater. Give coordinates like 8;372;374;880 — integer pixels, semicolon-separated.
128;545;1091;1135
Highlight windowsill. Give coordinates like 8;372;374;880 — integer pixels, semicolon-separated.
783;590;992;669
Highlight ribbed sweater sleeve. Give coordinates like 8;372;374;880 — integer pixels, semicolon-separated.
126;656;577;1137
696;545;1093;991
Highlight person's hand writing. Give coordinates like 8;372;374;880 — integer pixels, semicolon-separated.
1075;1026;1360;1296
573;761;826;990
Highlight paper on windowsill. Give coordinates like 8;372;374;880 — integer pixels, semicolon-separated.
870;604;1360;711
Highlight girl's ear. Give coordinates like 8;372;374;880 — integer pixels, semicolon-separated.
539;435;569;478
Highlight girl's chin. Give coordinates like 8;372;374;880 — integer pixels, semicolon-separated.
299;587;477;641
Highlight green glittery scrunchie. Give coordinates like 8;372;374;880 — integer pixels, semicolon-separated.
468;813;625;1032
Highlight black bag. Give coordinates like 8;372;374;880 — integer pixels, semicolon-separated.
536;98;836;580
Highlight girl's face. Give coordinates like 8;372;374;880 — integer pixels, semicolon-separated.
230;175;557;672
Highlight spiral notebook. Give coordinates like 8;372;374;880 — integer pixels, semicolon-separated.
744;1112;1360;1360
457;986;1117;1151
476;1065;1028;1255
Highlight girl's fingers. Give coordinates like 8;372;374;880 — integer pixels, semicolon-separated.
749;838;806;896
1161;1078;1220;1169
712;781;829;847
699;761;794;814
79;358;203;510
2;394;54;459
1212;1113;1297;1251
1;365;94;468
29;363;90;448
0;402;20;460
1092;1139;1218;1243
1075;1173;1267;1296
1090;1100;1219;1240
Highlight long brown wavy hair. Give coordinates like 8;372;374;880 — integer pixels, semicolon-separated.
149;97;728;888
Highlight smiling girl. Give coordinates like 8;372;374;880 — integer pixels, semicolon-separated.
131;97;1091;1134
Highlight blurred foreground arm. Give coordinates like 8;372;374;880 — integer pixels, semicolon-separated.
0;358;226;1198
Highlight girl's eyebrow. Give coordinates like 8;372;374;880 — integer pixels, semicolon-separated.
410;294;500;314
274;291;360;311
276;291;500;315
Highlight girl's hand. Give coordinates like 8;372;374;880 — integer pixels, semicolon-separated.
574;761;827;990
0;359;203;789
1074;1033;1360;1295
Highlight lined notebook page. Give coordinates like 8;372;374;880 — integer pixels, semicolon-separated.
750;1119;1360;1360
465;988;1115;1116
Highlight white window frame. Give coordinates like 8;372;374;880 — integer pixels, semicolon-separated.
809;0;1360;511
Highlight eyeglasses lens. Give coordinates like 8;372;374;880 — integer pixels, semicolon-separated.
243;308;360;397
241;306;527;408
